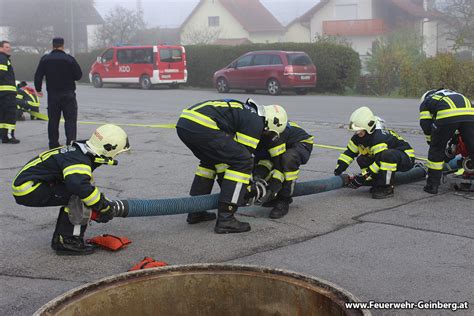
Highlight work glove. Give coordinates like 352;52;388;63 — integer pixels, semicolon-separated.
245;179;267;205
95;200;120;223
348;174;366;189
260;178;282;204
334;164;346;176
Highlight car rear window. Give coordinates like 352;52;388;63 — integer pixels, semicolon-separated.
160;49;183;62
287;53;312;66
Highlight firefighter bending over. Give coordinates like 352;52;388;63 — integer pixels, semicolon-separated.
176;98;288;234
419;89;474;194
12;124;130;255
253;121;313;219
334;106;415;199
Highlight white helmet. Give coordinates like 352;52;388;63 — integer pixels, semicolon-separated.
420;89;437;102
263;104;288;135
86;124;130;158
349;106;377;134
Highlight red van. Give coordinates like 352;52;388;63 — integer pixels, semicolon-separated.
213;50;317;95
89;45;187;89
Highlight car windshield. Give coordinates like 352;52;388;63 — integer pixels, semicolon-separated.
287;53;312;66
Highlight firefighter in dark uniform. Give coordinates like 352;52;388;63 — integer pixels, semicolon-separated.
16;80;40;120
334;107;415;199
253;121;313;219
12;124;130;255
176;99;288;234
419;89;474;194
34;37;82;149
0;40;20;144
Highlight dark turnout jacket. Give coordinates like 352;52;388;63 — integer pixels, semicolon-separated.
34;50;82;93
12;142;109;210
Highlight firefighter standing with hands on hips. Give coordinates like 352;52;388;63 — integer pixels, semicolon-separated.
253;121;313;219
12;124;130;255
419;89;474;194
334;106;415;199
176;98;288;234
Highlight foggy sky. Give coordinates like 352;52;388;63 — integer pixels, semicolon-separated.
95;0;318;28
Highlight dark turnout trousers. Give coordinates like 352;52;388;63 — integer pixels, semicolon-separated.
47;91;78;148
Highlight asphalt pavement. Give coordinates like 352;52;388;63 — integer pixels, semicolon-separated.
0;85;472;315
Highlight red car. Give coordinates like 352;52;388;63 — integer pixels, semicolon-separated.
213;50;317;95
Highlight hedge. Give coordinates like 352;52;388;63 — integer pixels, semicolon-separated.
11;43;360;93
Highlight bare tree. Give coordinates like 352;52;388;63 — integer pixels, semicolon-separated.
95;5;146;47
181;27;222;45
437;0;474;50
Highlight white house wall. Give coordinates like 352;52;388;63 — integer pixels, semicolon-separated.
284;22;311;42
180;0;249;44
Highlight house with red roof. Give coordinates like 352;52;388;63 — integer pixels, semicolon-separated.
285;0;449;58
180;0;286;45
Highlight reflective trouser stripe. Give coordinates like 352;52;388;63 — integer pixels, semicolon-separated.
12;180;41;196
224;169;251;184
82;187;101;206
380;162;397;171
0;123;16;130
195;166;216;179
285;170;300;181
426;160;444;170
0;85;16;92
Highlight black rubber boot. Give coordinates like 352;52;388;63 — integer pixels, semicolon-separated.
214;202;251;234
372;185;394;199
186;211;216;224
54;235;95;256
423;184;439;194
1;129;20;144
51;207;94;255
262;197;293;208
269;198;290;219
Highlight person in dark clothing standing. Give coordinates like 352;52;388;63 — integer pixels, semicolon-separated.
34;37;82;149
0;40;20;144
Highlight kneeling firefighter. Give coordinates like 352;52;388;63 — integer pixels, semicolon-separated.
253;121;313;219
12;124;130;255
176;98;288;234
334;107;415;199
16;80;40;120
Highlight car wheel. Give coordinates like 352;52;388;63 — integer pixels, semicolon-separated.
295;88;308;95
92;74;103;88
140;75;152;90
245;89;255;93
267;78;281;95
216;77;229;93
